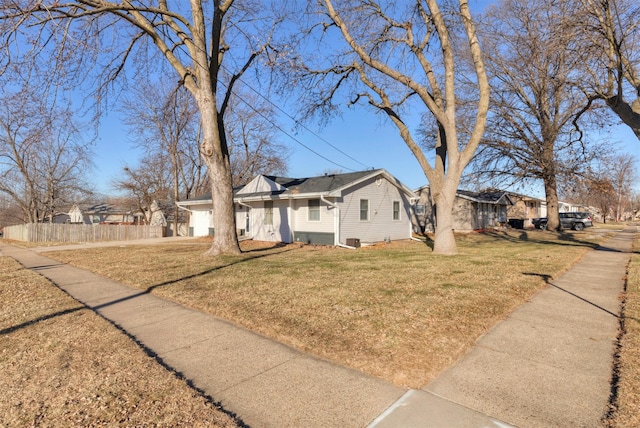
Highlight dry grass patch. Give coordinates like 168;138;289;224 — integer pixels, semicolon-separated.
593;222;631;230
0;256;240;427
609;236;640;427
46;230;606;388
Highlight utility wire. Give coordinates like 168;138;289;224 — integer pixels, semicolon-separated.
216;77;357;172
220;64;372;170
172;41;368;172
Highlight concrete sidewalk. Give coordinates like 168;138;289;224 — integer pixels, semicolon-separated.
372;228;633;428
1;228;633;427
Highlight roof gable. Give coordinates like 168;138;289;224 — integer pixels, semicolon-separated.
237;175;287;195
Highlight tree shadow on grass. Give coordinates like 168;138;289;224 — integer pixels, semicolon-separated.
411;234;434;250
0;306;86;336
1;274;251;428
2;244;298;335
480;229;611;250
88;245;301;311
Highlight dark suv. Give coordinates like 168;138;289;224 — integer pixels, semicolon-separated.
532;212;593;231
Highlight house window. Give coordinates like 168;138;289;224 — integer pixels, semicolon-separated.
308;199;320;221
264;201;273;225
415;204;425;216
393;200;400;220
360;199;369;221
92;215;100;224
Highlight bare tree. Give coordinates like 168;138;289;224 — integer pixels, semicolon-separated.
471;0;599;231
608;153;637;220
575;0;640;140
121;81;202;235
586;177;615;222
286;0;489;254
225;89;288;186
0;1;284;255
0;89;93;223
112;155;171;225
561;151;637;222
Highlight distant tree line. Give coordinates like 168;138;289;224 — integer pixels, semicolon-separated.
0;0;638;253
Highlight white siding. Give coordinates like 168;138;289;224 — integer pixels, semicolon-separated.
189;206;213;236
250;199;292;242
292;199;336;234
338;176;412;244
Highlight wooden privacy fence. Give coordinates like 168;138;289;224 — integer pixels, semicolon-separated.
3;223;165;243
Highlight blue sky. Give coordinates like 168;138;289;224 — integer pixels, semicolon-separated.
90;0;640;197
94;100;640;198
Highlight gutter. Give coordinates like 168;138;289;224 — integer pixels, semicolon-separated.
236;200;252;209
176;203;194;213
320;195;357;250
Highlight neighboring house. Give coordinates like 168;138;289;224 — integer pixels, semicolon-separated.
413;186;514;232
507;193;547;228
177;169;417;246
68;204;84;223
509;195;598;227
559;201;592;213
52;202;168;225
80;203;138;224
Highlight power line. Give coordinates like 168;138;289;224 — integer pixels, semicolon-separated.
216;77;357;172
219;64;372;171
172;41;370;172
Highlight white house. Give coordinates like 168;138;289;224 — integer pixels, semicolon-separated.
177;169;417;246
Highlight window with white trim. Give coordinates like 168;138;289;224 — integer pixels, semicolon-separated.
393;200;400;220
360;199;369;221
308;199;320;221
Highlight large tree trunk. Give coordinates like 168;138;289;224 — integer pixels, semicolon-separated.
543;175;561;231
199;101;241;256
432;190;458;255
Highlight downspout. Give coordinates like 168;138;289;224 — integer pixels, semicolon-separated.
321;195;357;250
288;197;294;243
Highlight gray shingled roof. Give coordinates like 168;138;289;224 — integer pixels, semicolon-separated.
456;189;512;204
187;170;384;201
260;170;378;195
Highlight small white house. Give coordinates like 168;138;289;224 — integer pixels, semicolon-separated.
177;169;417;246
